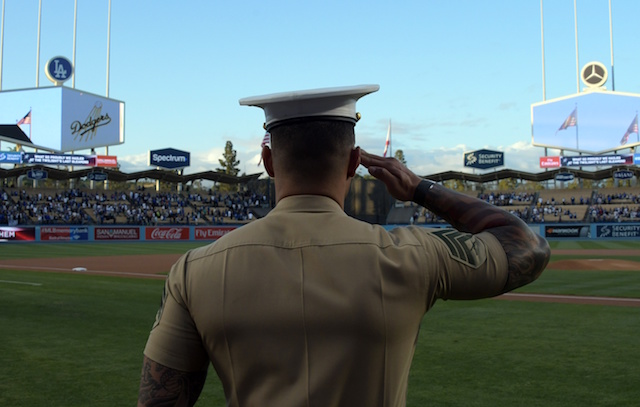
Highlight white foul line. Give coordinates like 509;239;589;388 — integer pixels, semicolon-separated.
0;264;165;279
501;292;640;304
0;279;43;286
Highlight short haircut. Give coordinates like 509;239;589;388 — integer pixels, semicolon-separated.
269;120;355;182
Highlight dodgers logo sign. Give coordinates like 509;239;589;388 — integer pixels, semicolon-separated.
45;56;74;85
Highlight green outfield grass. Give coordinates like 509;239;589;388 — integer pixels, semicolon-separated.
1;240;639;406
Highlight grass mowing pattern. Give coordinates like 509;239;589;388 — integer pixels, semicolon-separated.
0;269;226;406
410;299;640;406
1;239;639;405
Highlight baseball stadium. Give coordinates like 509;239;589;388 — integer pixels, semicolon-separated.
1;3;640;407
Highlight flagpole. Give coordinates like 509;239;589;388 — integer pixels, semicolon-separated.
0;0;5;91
540;0;546;101
36;0;42;87
575;104;579;150
72;0;78;88
389;119;392;158
106;0;112;97
609;0;615;91
574;0;580;93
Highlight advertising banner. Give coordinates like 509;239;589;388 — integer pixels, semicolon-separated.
27;169;48;180
545;225;590;238
94;227;140;241
41;226;89;241
22;152;95;166
613;170;634;180
560;154;633;167
0;151;22;164
95;155;118;167
555;172;575;182
539;156;561;168
0;226;36;242
596;224;640;238
145;226;189;241
87;171;108;181
194;226;236;240
464;149;504;169
148;148;191;169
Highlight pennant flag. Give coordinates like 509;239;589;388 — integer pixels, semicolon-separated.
383;122;391;157
260;132;270;148
557;108;577;132
17;110;31;126
258;132;270;165
620;114;638;145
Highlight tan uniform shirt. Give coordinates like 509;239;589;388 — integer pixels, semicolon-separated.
144;195;509;407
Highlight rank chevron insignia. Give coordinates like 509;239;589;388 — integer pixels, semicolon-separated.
432;229;486;268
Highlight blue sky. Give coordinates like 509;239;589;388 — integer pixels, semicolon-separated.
1;0;640;177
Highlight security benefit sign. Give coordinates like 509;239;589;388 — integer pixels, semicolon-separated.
464;149;504;169
0;151;22;164
596;224;640;238
148;148;190;169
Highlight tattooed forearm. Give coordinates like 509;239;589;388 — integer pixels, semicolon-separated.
413;180;551;291
413;180;526;234
138;356;207;407
486;226;550;292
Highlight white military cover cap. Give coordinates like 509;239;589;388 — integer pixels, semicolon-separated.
239;84;380;131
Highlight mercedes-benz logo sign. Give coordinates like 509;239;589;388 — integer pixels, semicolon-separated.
580;61;608;88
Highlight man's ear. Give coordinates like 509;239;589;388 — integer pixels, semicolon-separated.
263;146;275;177
347;147;361;178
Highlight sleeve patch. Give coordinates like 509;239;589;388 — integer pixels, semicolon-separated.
432;229;487;268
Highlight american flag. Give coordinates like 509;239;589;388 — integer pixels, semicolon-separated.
557;108;577;131
17;110;31;126
620;114;638;145
258;132;270;166
261;132;270;148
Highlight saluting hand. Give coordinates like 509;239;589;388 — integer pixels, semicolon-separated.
359;150;422;202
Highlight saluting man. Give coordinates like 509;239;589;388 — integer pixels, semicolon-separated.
138;84;550;407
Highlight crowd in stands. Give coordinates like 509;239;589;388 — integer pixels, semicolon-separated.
0;187;269;226
586;191;640;222
412;188;640;225
3;185;640;226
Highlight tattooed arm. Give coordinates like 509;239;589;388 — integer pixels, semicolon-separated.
137;355;208;407
359;150;550;292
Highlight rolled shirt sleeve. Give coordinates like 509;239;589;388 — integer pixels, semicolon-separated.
143;251;210;372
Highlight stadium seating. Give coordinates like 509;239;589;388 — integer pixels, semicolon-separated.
1;185;639;226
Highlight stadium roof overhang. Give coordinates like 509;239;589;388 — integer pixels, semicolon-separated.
422;165;640;184
0;166;263;184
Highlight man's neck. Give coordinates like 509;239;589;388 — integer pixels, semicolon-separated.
275;179;346;209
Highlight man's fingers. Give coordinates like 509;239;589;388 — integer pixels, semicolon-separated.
361;150;398;171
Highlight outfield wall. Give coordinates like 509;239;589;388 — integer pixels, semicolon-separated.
2;223;640;242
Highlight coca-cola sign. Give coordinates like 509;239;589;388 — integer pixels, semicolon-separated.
145;227;189;241
194;226;236;240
